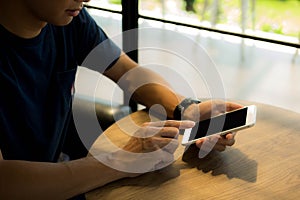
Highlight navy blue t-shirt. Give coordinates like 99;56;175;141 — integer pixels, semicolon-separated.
0;8;121;162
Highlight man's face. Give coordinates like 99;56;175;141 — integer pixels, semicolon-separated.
23;0;90;26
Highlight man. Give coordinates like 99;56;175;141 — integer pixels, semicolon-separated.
0;0;242;199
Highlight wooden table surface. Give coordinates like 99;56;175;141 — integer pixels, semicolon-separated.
86;101;300;200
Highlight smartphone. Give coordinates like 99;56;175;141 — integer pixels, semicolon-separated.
181;105;257;146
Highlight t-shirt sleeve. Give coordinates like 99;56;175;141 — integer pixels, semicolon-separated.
73;8;121;73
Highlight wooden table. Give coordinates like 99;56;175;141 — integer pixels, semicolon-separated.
86;101;300;200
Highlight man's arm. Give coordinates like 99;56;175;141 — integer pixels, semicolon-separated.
104;52;184;119
0;120;194;199
104;53;242;154
104;52;242;121
0;157;127;200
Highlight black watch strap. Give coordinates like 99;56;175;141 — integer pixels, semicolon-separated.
173;98;201;120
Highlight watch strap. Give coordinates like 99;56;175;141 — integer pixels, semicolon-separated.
173;98;201;120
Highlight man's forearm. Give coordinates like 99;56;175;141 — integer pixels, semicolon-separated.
104;53;184;119
0;157;127;200
117;66;184;118
131;81;184;118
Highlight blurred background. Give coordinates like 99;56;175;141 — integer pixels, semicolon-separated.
78;0;300;113
90;0;300;40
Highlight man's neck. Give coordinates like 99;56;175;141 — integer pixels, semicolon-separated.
0;2;47;39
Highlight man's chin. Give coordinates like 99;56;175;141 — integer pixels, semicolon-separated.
50;17;74;26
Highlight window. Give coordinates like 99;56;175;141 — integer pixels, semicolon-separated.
139;0;300;46
84;0;300;113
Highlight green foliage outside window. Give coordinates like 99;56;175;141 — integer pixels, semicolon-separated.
109;0;121;4
108;0;300;37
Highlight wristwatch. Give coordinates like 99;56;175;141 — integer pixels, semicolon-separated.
173;98;201;120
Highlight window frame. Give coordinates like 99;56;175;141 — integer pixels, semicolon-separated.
85;0;300;49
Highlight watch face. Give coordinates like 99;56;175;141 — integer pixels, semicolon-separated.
181;98;201;108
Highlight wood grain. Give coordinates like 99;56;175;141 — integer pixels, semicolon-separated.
86;101;300;200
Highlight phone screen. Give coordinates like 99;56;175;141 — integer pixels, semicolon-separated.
188;107;248;141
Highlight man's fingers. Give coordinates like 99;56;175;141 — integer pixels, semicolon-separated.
195;133;236;156
213;144;227;152
135;126;179;138
225;102;244;112
143;137;179;153
218;133;236;146
137;120;195;138
133;120;194;154
195;135;219;158
143;120;195;129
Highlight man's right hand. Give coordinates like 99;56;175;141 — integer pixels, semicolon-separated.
94;120;195;174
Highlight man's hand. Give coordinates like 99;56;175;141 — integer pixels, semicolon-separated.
182;100;243;157
94;120;195;174
124;120;195;153
183;99;243;122
194;132;236;158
